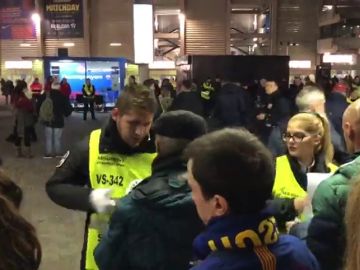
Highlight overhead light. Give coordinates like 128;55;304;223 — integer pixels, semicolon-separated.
20;43;31;47
110;43;122;47
289;60;311;69
357;25;360;28
31;13;41;23
253;43;258;48
63;42;75;47
323;5;333;11
342;25;346;28
253;37;258;42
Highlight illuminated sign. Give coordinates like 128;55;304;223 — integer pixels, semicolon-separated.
323;53;357;64
133;4;154;64
289;60;312;69
149;61;175;69
5;61;33;69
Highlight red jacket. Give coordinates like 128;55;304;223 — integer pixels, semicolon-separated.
60;83;71;98
30;82;43;94
15;92;34;113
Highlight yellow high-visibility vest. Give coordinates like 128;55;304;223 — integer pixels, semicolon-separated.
273;155;337;199
83;85;94;96
85;129;155;270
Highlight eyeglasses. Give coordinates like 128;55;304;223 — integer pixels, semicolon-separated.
282;132;310;143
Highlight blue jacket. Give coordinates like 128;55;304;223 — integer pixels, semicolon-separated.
191;211;319;270
94;155;203;270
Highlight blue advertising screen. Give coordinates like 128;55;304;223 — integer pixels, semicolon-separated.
50;61;86;92
49;60;120;104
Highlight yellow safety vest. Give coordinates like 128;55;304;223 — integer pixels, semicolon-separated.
84;84;94;96
85;129;155;270
273;155;337;199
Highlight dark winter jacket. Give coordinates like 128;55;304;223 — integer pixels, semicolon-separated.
169;91;204;117
212;83;249;128
191;210;319;270
46;119;155;270
263;91;291;129
37;90;72;128
94;154;203;270
326;92;351;164
326;92;348;138
284;83;303;115
307;153;360;270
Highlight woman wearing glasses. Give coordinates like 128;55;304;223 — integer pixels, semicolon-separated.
272;112;338;228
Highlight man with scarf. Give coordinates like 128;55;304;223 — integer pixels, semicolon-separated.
185;128;319;270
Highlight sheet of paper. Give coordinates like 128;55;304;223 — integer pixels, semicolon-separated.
302;173;332;220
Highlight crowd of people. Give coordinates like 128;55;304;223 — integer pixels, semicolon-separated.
2;73;360;270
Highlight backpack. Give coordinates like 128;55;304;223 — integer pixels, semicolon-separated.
39;93;54;123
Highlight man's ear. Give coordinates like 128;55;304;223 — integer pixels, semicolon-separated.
212;194;229;217
343;122;353;140
111;108;119;121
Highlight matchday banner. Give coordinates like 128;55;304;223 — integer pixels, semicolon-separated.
44;0;83;38
0;0;35;39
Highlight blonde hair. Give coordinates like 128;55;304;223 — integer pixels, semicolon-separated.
288;112;334;165
345;178;360;270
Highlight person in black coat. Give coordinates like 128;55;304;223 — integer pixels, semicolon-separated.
257;81;291;154
168;80;204;117
285;77;304;115
37;82;72;158
212;82;249;129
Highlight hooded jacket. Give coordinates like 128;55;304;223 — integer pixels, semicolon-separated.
191;210;319;270
307;154;360;270
94;154;203;270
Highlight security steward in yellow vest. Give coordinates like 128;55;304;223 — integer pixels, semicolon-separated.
46;86;157;270
200;79;215;117
271;154;337;227
82;78;96;121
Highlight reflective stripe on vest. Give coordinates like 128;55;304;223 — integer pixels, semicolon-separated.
84;85;94;96
85;129;155;270
273;155;337;199
201;90;210;100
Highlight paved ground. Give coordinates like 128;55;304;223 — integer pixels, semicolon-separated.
0;97;109;270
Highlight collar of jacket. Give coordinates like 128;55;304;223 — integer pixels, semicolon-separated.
151;152;185;174
286;152;330;190
193;209;279;260
131;153;188;202
287;152;330;174
99;118;155;155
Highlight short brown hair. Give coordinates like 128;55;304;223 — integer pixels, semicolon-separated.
185;128;274;214
116;84;157;114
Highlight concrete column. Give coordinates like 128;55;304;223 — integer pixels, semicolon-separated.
270;0;278;55
138;64;149;84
